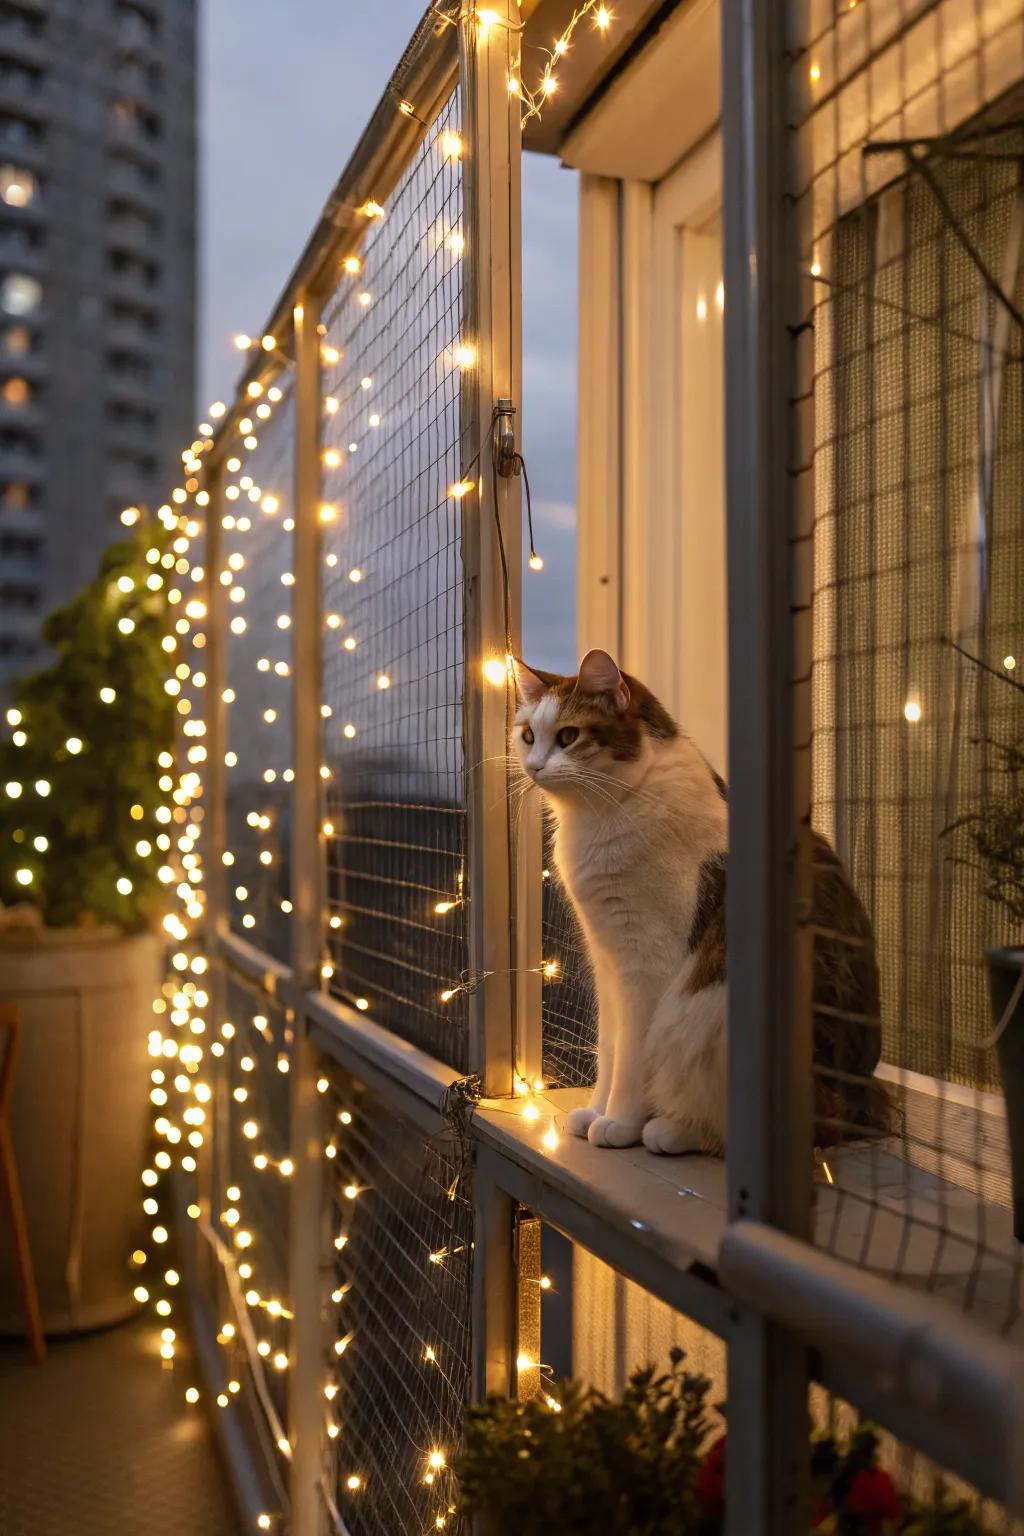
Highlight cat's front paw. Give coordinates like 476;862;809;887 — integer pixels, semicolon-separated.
642;1116;703;1156
588;1114;644;1148
566;1105;601;1139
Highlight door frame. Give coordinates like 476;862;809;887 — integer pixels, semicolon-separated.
576;131;725;764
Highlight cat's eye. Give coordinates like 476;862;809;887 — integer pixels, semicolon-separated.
556;726;579;748
521;725;534;745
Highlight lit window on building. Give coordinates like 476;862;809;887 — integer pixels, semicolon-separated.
2;377;30;407
3;326;30;357
2;482;30;510
0;274;42;316
0;165;35;208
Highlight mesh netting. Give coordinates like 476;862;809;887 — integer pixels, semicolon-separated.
224;380;295;965
322;1070;473;1536
810;1385;1011;1531
540;828;596;1089
792;3;1024;1335
318;92;469;1069
214;978;294;1428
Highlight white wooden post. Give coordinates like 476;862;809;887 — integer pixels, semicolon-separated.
287;292;328;1536
460;0;528;1402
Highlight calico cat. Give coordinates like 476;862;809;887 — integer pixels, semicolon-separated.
513;648;884;1154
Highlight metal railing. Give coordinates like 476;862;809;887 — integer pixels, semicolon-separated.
164;5;1024;1534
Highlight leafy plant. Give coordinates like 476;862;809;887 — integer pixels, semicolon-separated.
0;519;175;931
457;1348;716;1535
943;736;1024;925
456;1360;1000;1535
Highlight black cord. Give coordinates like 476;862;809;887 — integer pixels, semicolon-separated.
513;451;540;567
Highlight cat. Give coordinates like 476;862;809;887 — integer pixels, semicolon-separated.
513;648;885;1154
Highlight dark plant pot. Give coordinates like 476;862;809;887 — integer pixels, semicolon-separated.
987;946;1024;1242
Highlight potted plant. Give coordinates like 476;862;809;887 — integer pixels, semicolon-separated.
456;1354;998;1534
0;515;175;1333
943;719;1024;1242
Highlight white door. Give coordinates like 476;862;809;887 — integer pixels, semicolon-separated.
577;135;727;775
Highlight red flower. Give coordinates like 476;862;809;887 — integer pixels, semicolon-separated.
846;1468;901;1529
694;1436;726;1520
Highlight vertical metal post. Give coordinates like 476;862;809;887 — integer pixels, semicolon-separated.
288;291;327;1536
722;2;812;1532
200;461;228;1271
460;3;524;1416
460;2;524;1098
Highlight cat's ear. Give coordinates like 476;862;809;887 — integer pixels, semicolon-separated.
513;659;549;707
578;649;630;712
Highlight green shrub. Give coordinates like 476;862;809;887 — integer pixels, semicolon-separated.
456;1356;999;1536
0;520;175;931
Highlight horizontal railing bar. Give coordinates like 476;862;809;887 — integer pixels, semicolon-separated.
196;1215;292;1462
303;988;463;1137
205;4;459;466
172;1179;287;1523
216;927;292;999
719;1220;1024;1510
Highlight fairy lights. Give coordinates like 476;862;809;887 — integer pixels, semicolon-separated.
35;31;565;1531
478;0;616;126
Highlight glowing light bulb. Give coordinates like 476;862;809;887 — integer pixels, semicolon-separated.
595;4;611;27
528;553;544;571
904;698;922;724
482;656;508;686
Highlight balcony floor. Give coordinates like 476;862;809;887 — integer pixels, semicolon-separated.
0;1317;240;1536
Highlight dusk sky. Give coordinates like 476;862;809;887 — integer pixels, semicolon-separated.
201;2;578;670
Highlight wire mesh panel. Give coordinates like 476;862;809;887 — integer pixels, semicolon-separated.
322;1069;473;1536
540;835;596;1089
319;93;469;1068
223;380;295;965
808;1385;1012;1530
215;978;294;1430
791;0;1024;1335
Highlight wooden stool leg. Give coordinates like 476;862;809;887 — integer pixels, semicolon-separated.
0;1121;45;1362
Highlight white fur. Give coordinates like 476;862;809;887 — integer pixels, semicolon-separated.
513;675;728;1154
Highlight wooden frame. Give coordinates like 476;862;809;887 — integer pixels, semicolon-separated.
183;4;1024;1531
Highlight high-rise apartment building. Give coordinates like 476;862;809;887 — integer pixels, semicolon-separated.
0;0;196;685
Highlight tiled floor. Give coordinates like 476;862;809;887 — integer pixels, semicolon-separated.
0;1317;241;1536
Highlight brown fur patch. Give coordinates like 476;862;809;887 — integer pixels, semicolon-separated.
518;663;679;761
686;852;727;994
682;832;886;1143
